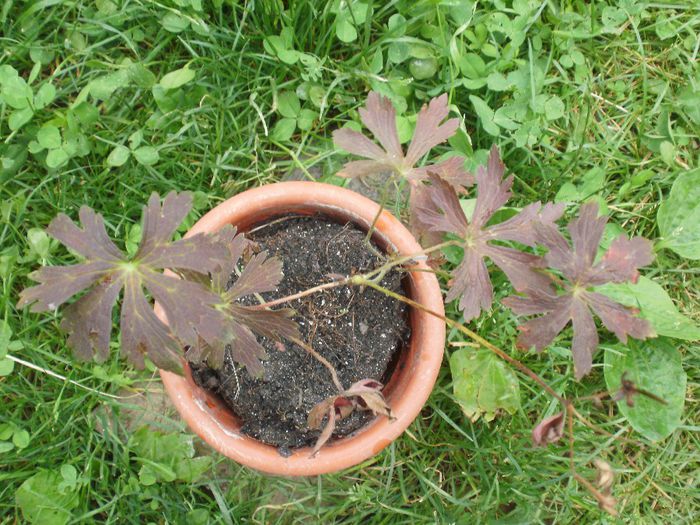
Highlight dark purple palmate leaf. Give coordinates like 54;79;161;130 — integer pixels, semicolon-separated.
18;192;230;373
503;202;655;379
332;92;473;233
185;226;299;377
414;145;565;321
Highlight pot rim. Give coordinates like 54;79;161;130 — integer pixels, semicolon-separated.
158;181;445;476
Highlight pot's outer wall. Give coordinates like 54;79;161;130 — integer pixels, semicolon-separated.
158;182;446;476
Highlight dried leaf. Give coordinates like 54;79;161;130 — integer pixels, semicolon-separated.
531;412;565;447
415;146;564;321
18;192;229;373
345;379;393;419
504;202;654;379
310;406;335;457
307;378;393;456
594;459;614;493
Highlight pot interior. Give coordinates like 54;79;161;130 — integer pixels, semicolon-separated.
184;204;420;445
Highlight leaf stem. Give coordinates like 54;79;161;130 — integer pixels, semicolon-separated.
251;240;459;311
354;277;566;405
291;338;344;392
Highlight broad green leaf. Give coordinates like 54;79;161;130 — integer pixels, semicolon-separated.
659;141;675;166
187;509;211;525
395;115;413;144
335;17;357;43
459;53;487;80
0;441;13;452
46;148;69;169
469;95;500;136
597;276;700;340
37;125;62;150
127;63;156;88
13;428;29;448
544;95;565;120
158;66;196;90
89;71;128;100
27;228;51;259
450;348;520;422
128;427;212;485
95;0;117;15
604;338;686;441
129;130;144;149
0;358;13;376
409;58;437;80
107;145;130;167
132;146;159;166
486;72;512;91
555;167;605;202
271;118;296;141
16;470;79;525
9;107;34;131
34;83;56;109
297;108;317;131
0;320;12;357
387;42;410;64
30;47;55;64
71;102;99;126
277;91;300;118
657;168;700;259
369;48;383;74
579;167;606;196
1;75;33;109
162;13;189;33
57;465;78;492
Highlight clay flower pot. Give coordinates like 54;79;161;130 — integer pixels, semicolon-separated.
159;181;445;476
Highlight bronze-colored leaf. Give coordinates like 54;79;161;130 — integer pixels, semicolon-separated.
332;91;472;232
505;202;654;379
192;228;300;375
415;146;563;321
18;191;230;373
307;379;393;456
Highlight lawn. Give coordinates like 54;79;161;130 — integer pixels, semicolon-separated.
1;1;699;523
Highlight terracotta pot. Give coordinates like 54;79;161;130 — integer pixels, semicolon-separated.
159;181;445;476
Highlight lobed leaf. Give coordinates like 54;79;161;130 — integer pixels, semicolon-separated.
332;91;472;232
18;192;229;373
415;147;564;321
188;227;300;376
505;202;654;379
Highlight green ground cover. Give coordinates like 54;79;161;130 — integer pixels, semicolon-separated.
1;1;698;523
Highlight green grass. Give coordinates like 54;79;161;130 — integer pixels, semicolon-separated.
1;1;698;523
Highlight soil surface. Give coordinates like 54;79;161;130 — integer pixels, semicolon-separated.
191;215;410;451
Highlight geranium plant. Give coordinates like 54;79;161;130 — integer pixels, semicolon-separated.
18;91;677;513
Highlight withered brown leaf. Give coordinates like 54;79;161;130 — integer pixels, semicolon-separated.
18;192;229;373
307;379;391;457
532;412;565;447
415;145;564;321
504;202;655;379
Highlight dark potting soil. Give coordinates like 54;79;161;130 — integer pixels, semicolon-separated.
190;216;410;451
